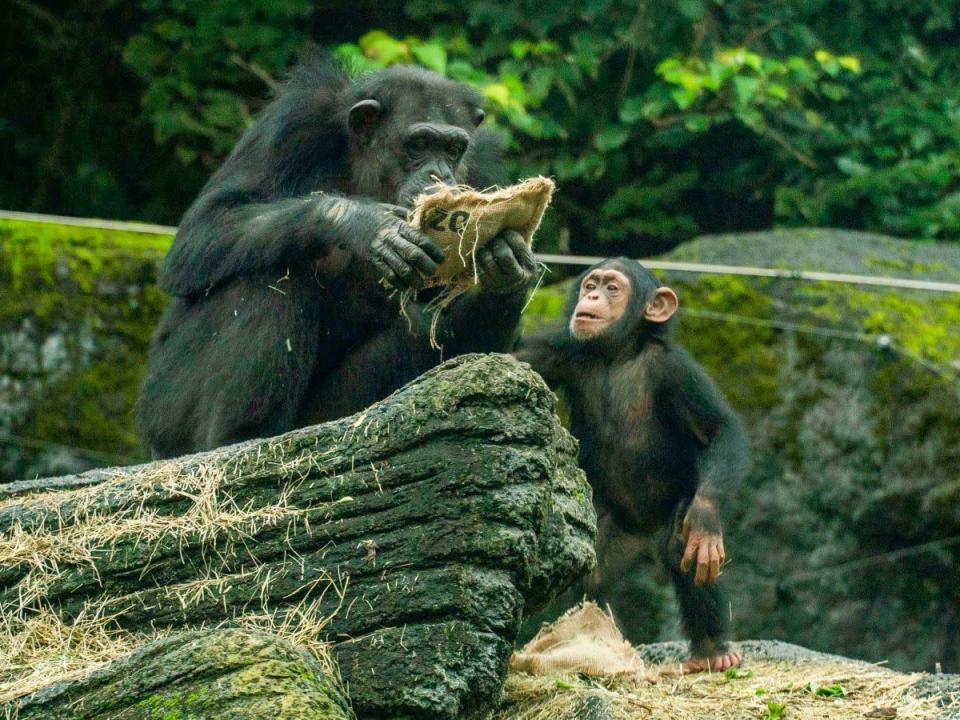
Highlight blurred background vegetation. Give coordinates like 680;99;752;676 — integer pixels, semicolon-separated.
2;0;960;676
4;0;960;252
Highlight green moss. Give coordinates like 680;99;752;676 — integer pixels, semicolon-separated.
1;217;170;477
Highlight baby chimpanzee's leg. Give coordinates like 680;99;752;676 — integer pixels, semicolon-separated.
660;504;741;672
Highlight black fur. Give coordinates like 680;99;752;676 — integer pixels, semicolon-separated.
516;257;751;656
138;56;526;458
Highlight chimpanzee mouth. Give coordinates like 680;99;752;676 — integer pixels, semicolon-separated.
575;312;602;320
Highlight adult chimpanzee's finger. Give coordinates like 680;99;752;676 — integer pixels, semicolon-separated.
480;245;500;280
718;536;726;566
490;236;525;281
377;242;419;288
501;230;537;273
398;224;446;264
474;247;492;279
388;235;439;278
370;255;399;290
379;203;409;220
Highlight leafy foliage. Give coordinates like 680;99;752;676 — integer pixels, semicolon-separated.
3;2;959;248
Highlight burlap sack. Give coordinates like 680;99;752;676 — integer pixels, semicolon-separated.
510;602;649;677
409;176;555;288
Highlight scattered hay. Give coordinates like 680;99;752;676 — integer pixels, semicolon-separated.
496;658;940;720
0;458;345;706
0;603;164;705
503;603;941;719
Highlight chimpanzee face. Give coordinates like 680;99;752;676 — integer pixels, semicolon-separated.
568;260;680;340
346;67;486;207
570;269;633;339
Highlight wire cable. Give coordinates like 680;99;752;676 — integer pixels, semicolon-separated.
3;209;959;294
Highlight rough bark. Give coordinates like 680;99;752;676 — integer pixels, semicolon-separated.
0;354;596;719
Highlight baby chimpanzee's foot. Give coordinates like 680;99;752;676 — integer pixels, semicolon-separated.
682;651;742;673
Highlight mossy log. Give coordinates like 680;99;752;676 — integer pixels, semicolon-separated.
0;354;596;719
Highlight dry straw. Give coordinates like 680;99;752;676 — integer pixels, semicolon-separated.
496;660;941;720
502;603;942;720
0;458;343;707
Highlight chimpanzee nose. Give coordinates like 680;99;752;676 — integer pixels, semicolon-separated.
426;167;456;187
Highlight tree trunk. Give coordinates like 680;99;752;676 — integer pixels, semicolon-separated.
1;354;596;719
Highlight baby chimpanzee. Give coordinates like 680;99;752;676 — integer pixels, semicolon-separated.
515;257;750;672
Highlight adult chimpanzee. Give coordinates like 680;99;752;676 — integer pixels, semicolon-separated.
515;258;750;672
138;57;536;458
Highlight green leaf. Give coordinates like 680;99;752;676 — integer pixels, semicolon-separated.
671;86;698;110
733;76;761;105
766;701;786;720
358;30;410;65
821;82;849;100
655;58;683;76
684;114;712;132
837;55;862;73
483;82;512;108
736;107;765;130
174;145;198;165
808;682;846;698
411;43;447;74
767;83;789;101
509;40;531;59
527;67;555;104
724;667;754;679
123;35;167;76
594;124;630;152
678;0;706;20
619;96;645;124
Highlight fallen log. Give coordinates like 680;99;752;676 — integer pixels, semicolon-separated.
0;353;596;719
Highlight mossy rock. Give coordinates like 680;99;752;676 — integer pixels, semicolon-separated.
14;629;352;720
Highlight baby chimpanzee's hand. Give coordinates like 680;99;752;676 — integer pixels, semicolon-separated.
681;497;726;585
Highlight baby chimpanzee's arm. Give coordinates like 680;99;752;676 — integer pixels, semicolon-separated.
659;346;751;584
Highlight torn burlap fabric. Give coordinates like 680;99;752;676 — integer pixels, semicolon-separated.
409;176;555;288
511;602;650;678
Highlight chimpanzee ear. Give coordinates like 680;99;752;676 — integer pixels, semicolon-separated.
348;99;382;136
643;287;679;323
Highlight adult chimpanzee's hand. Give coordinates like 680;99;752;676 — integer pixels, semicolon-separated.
680;496;726;586
369;204;446;290
475;230;537;294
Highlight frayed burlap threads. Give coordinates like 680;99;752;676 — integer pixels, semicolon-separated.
410;176;554;287
406;176;555;348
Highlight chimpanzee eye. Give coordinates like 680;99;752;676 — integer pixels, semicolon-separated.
408;136;429;153
448;139;467;161
608;284;619;293
472;108;486;127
